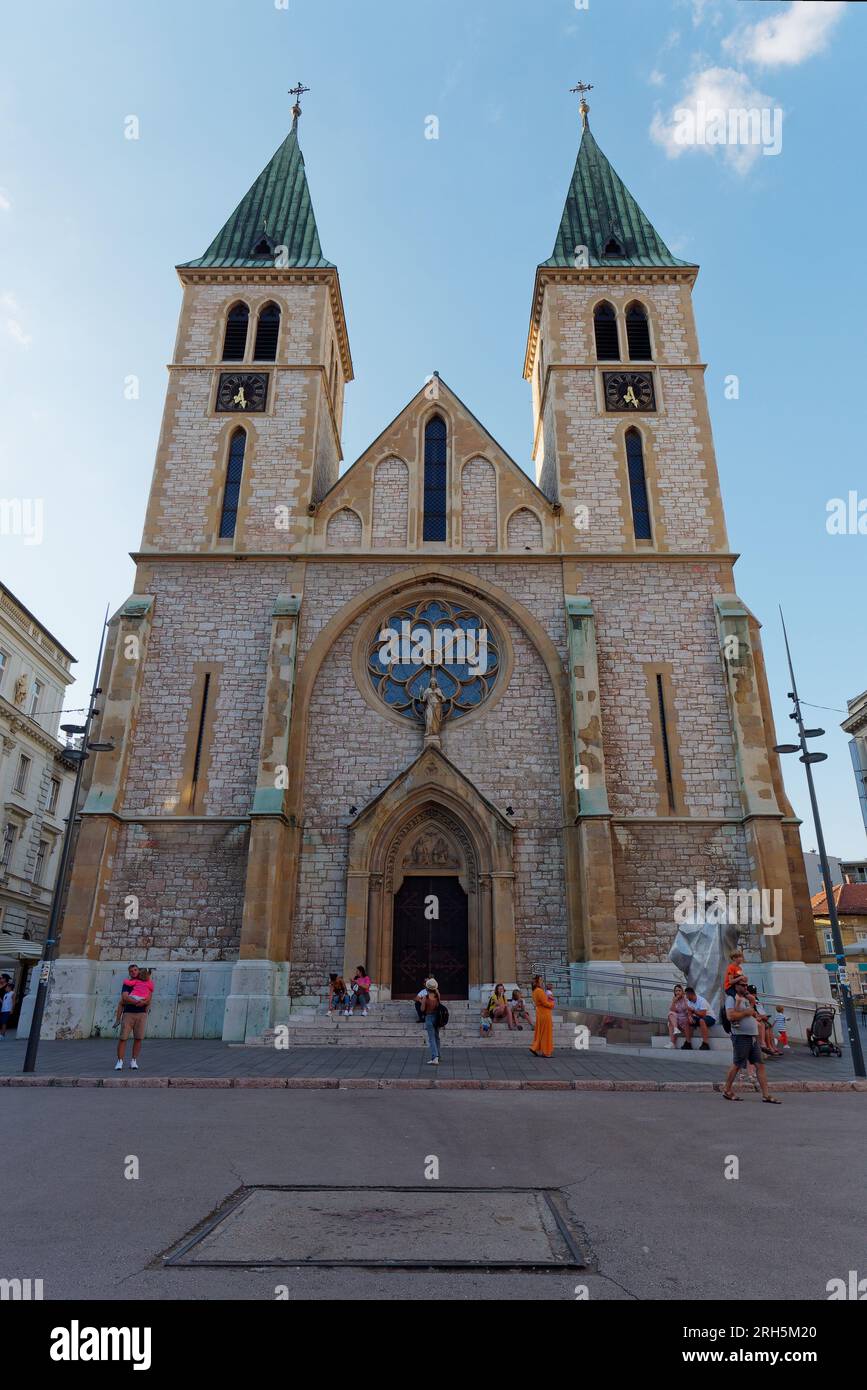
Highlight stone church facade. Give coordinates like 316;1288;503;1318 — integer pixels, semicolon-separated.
39;99;827;1040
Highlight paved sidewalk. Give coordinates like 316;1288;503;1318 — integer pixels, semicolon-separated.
0;1036;861;1089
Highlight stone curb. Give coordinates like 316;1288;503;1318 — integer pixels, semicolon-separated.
0;1075;864;1093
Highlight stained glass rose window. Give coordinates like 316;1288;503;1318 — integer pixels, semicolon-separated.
367;599;501;722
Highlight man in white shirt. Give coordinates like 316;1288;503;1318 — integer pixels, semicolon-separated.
683;986;716;1050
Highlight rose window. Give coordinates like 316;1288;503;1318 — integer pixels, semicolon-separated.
367;599;501;723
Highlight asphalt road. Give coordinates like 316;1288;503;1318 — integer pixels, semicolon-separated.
4;1088;864;1301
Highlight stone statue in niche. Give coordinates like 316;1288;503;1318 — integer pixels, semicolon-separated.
420;672;445;740
13;674;27;707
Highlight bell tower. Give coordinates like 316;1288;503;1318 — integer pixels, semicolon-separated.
524;87;728;557
141;87;353;555
525;89;822;1007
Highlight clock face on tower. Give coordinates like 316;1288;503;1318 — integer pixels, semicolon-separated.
603;371;656;412
215;372;269;413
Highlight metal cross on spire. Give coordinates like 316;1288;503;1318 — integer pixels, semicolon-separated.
570;81;593;129
289;81;310;126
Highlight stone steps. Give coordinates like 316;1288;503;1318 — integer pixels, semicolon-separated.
244;1001;590;1049
250;1019;590;1048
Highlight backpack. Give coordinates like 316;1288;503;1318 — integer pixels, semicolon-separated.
436;1002;449;1029
720;993;732;1034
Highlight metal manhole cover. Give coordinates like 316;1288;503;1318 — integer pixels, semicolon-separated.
164;1186;588;1270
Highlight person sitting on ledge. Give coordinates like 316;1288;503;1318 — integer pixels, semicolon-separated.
683;987;716;1050
667;983;691;1049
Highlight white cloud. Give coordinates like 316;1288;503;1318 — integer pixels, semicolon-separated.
691;0;723;28
724;0;845;69
1;291;32;346
0;188;10;212
650;67;781;175
648;69;666;88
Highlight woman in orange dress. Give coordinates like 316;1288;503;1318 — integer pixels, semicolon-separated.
530;975;555;1057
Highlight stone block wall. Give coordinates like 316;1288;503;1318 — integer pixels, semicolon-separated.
506;508;544;550
372;457;410;547
326;508;363;548
612;821;755;963
123;561;290;819
96;819;249;960
460;457;497;548
578;560;741;820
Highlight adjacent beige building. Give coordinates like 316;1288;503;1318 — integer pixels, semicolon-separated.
0;582;76;1022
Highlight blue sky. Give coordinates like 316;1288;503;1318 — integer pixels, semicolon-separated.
1;0;864;856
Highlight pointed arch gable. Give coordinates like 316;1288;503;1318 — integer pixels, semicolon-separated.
343;747;516;994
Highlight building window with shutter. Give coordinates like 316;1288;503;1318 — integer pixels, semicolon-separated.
593;302;620;360
221;302;250;361
1;825;16;871
14;754;31;794
47;777;61;815
252;302;280;360
625;302;653;361
34;840;49;886
27;680;43;719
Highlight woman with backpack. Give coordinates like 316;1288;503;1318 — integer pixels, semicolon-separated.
420;976;442;1065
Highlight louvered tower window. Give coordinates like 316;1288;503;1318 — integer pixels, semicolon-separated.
626;303;653;361
625;429;652;541
222;303;249;361
253;302;280;361
602;237;625;257
422;415;448;541
593;302;620;360
219;429;246;538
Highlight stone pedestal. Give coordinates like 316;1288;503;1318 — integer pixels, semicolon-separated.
222;959;291;1042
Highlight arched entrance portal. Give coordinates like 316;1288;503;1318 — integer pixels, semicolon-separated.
392;876;469;999
343;748;517;1001
390;822;471;999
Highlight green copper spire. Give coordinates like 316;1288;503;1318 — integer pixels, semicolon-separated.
181;102;334;270
542;109;692;269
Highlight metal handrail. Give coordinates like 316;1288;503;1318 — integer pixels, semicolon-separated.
568;969;845;1044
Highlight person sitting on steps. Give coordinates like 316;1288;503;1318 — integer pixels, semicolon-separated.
486;983;517;1030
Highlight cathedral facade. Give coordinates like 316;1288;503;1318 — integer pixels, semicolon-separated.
38;99;827;1041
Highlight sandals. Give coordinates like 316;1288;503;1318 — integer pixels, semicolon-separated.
762;1095;782;1105
722;1090;742;1101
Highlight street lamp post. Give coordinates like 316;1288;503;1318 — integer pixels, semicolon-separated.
773;610;866;1079
23;610;111;1073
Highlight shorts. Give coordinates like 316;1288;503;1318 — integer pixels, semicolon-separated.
731;1034;762;1068
119;1012;147;1041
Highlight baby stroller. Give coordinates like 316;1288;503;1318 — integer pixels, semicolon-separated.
807;1005;842;1058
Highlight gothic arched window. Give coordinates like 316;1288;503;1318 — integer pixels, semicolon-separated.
593;302;620;361
626;302;653;361
625;428;652;541
219;428;246;538
222;302;249;361
422;415;448;541
253;302;280;361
